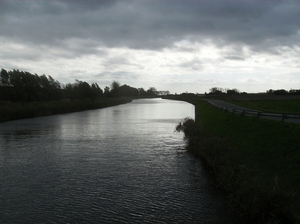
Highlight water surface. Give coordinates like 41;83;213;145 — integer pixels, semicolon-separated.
1;98;233;223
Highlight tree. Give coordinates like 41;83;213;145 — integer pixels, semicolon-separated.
46;75;62;100
289;89;300;95
40;74;50;89
64;83;75;99
0;68;9;86
110;80;120;97
118;84;138;97
74;80;93;99
91;83;103;99
138;88;147;96
273;89;288;95
157;90;170;95
209;87;224;95
147;87;157;96
226;88;240;95
111;80;120;90
104;86;110;97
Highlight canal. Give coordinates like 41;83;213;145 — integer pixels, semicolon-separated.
0;98;234;223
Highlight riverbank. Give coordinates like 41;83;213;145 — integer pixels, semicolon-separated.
0;97;132;123
175;98;300;223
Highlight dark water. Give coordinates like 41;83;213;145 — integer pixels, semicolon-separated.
1;98;234;223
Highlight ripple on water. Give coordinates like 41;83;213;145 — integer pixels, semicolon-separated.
1;99;235;223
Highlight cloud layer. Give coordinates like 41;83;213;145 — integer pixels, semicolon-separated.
1;0;300;93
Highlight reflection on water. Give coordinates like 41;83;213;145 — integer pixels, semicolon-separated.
0;98;234;223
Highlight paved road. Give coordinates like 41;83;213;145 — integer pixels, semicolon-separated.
206;99;300;124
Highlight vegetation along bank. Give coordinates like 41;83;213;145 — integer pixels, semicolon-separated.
0;97;132;123
0;68;165;122
175;98;300;224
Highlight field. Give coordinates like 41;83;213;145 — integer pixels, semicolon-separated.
175;97;300;223
226;99;300;114
202;93;300;114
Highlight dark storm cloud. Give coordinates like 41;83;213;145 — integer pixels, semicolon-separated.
1;0;300;55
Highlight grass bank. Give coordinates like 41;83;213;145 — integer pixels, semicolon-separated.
226;99;300;114
176;98;300;223
0;97;132;122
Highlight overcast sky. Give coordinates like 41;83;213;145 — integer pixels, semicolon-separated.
1;0;300;93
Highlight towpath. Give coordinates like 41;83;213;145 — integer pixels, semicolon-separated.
206;99;300;124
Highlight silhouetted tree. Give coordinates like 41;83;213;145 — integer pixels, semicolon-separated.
118;84;138;97
110;80;120;97
147;87;157;96
0;68;9;86
111;80;120;90
64;80;97;100
91;83;103;99
273;89;288;95
289;89;300;95
226;88;240;95
157;90;170;95
64;83;75;99
0;68;163;102
104;86;110;97
138;88;147;96
209;87;224;95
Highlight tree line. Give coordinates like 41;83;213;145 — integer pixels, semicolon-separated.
208;87;300;95
0;69;168;102
208;87;245;95
266;89;300;95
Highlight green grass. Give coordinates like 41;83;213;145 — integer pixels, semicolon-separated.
0;97;132;122
177;98;300;223
227;99;300;114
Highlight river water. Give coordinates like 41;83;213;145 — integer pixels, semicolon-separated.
0;98;234;223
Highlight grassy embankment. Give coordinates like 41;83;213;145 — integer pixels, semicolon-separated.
226;99;300;114
0;97;132;122
176;98;300;223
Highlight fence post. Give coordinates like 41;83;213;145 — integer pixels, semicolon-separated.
282;113;285;122
258;112;260;118
232;109;235;114
242;110;245;116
